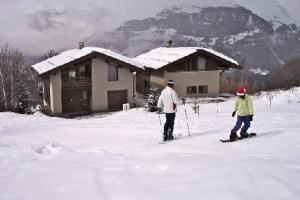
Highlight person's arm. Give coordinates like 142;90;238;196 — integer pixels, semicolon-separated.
157;94;163;108
232;98;238;117
172;91;181;105
234;98;239;112
248;97;254;115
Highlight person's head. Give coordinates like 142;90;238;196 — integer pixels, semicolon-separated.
236;86;246;99
167;80;175;88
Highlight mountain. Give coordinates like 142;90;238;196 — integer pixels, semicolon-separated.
95;5;300;73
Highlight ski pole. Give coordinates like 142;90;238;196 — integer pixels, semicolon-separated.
158;111;164;139
183;103;191;136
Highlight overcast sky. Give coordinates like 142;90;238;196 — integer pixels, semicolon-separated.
0;0;299;56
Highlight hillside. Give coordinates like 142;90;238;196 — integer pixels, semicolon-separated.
96;5;300;74
1;87;300;199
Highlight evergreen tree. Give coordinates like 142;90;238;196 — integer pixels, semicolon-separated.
145;87;161;112
0;44;40;113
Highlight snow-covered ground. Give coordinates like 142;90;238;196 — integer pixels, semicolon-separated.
1;88;300;200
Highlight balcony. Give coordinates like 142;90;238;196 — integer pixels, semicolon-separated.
62;77;92;89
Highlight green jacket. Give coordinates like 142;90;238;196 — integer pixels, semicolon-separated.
234;95;254;116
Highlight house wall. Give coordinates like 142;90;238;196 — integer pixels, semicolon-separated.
147;56;222;97
50;71;62;114
164;70;221;97
91;57;134;111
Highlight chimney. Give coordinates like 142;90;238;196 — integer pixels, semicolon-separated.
165;40;173;48
79;41;85;49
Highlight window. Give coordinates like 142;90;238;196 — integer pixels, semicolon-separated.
197;57;206;71
68;70;76;79
85;63;91;78
185;59;198;71
43;77;50;105
187;86;197;94
191;58;198;71
79;66;85;77
198;86;208;94
108;63;118;81
79;63;91;78
82;90;88;100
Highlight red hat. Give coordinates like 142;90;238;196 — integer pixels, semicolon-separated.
236;87;246;96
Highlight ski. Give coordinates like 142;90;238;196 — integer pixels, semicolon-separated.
220;133;257;143
158;134;184;144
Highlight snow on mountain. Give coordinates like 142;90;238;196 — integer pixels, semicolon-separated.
102;0;298;26
1;87;300;199
98;3;300;77
224;28;260;45
236;0;294;25
154;0;294;26
249;68;270;76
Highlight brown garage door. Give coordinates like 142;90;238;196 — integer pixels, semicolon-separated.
107;90;128;111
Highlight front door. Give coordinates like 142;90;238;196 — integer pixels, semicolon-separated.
62;89;90;113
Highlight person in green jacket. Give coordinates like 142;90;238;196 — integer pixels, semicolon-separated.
230;87;254;141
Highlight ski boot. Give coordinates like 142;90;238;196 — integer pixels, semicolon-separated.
168;128;174;140
240;130;249;139
163;132;168;142
230;130;238;141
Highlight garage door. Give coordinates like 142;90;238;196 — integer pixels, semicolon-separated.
107;90;128;111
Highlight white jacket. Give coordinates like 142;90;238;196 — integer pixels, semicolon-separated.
157;86;181;113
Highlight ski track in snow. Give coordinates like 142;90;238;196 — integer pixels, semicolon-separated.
1;88;300;199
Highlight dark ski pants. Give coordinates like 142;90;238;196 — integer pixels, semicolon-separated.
232;115;251;133
164;113;175;139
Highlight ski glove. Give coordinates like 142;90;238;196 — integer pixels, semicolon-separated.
181;97;186;104
232;111;236;117
157;107;163;113
249;115;253;121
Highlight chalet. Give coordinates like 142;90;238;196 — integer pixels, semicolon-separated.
32;45;241;116
32;47;144;116
134;47;242;97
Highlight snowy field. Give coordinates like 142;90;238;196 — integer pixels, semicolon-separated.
1;88;300;200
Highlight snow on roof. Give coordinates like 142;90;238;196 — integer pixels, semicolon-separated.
32;47;144;75
134;47;239;70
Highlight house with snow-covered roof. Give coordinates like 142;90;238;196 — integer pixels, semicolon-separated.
32;46;144;115
134;47;242;97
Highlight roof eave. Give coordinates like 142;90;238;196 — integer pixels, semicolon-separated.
33;51;145;77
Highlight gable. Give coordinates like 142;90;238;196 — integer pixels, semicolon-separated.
134;47;242;70
32;47;144;76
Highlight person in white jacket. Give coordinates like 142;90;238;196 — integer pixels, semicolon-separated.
157;80;181;141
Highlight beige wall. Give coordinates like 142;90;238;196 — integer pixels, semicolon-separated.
91;57;135;111
164;70;221;97
50;71;62;114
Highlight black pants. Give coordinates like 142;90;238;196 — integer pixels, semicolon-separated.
164;113;175;139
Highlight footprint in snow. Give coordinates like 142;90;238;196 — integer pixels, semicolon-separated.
32;142;62;158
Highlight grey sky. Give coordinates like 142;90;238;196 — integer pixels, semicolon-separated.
0;0;299;55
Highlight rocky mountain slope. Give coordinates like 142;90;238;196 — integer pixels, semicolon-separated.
97;5;300;73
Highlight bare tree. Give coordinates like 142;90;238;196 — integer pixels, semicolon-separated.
41;49;59;60
0;44;39;113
